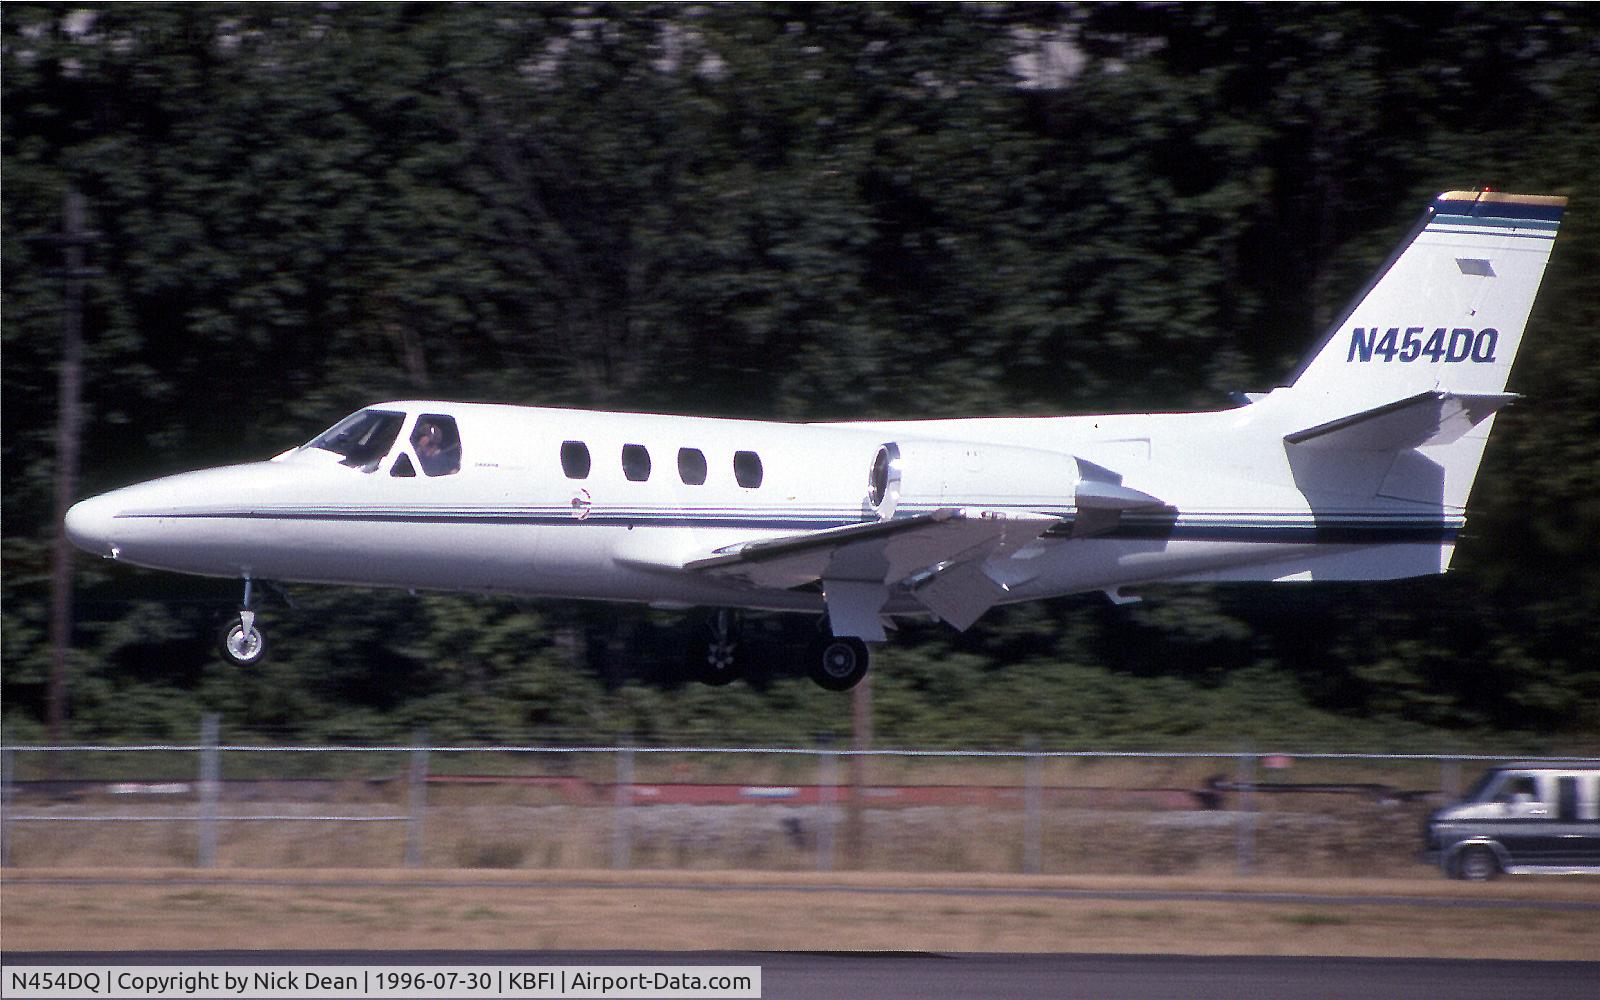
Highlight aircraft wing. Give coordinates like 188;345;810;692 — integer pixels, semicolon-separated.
685;508;1061;638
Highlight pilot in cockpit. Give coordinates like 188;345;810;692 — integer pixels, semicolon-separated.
412;417;461;477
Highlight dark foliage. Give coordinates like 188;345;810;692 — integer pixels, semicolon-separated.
4;3;1598;747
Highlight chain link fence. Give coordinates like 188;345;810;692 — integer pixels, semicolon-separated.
3;717;1588;877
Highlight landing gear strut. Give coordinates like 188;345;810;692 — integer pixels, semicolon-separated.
218;577;268;667
698;608;742;685
809;635;869;691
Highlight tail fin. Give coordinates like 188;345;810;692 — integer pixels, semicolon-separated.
1281;190;1566;509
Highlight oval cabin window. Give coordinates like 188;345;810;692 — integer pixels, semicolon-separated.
678;448;708;485
622;444;652;482
733;450;763;489
560;441;591;480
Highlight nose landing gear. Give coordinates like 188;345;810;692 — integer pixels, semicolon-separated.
218;578;268;666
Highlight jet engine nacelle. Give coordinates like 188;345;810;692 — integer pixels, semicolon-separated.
866;440;1082;519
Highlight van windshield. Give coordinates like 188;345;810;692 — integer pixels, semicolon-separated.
305;409;405;468
1463;770;1505;803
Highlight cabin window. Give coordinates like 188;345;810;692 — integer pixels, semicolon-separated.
411;414;462;477
561;441;591;480
678;448;708;485
306;409;405;470
734;450;764;489
622;444;652;482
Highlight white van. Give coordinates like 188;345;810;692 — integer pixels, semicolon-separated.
1422;762;1600;880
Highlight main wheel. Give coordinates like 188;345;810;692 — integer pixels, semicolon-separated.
809;636;869;691
218;620;268;667
1454;845;1500;881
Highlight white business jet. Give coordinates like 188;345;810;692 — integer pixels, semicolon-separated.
65;190;1566;690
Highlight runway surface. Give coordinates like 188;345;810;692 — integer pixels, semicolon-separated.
5;951;1598;1000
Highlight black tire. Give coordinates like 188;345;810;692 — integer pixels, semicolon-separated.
809;636;869;691
1455;845;1500;881
218;620;268;667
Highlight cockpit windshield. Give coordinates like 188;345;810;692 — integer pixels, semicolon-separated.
305;409;405;469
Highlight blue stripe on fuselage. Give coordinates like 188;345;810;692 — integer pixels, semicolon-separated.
121;508;1461;544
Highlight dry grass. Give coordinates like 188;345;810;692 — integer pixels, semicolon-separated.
1;797;1444;877
4;868;1597;958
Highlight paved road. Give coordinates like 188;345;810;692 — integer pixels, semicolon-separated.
4;951;1597;1000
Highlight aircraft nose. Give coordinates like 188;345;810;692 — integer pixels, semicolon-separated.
64;492;123;558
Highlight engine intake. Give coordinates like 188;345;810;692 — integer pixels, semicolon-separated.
866;439;1085;519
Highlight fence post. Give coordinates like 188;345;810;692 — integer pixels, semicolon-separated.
613;743;633;870
405;731;428;868
817;740;837;873
1235;748;1255;876
1023;738;1042;875
1441;757;1462;803
198;714;219;868
1;746;14;868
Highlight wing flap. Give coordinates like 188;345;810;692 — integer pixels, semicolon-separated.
686;508;967;589
687;508;1060;637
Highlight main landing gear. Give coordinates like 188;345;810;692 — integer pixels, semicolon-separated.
693;611;873;690
218;577;268;666
698;608;743;686
809;635;870;691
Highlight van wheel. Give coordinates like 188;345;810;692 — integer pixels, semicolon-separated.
1455;846;1500;881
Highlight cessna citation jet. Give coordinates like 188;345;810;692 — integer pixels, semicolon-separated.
66;190;1565;690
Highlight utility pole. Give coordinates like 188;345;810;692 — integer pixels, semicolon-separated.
38;188;101;743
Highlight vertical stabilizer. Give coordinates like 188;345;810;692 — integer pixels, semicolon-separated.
1282;190;1565;510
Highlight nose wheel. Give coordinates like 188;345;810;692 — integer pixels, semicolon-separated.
219;612;268;666
218;578;269;666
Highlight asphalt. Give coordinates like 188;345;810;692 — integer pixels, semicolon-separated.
4;951;1598;1000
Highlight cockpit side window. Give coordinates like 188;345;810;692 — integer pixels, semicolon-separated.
306;409;405;470
411;414;462;477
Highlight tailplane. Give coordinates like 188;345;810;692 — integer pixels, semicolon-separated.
1278;190;1565;510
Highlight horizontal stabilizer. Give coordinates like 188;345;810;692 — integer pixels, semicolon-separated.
1284;391;1516;452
